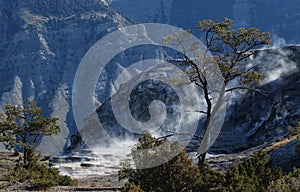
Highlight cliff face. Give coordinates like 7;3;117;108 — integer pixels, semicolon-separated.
0;0;131;154
0;0;299;158
213;45;300;153
77;45;300;159
107;0;300;44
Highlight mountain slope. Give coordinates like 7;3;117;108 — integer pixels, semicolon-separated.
0;0;131;154
76;45;300;158
0;0;299;158
107;0;300;44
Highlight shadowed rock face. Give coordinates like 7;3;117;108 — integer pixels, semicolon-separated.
269;139;300;171
83;45;300;155
213;45;300;153
70;45;300;172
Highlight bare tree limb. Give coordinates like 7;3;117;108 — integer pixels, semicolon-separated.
226;86;268;97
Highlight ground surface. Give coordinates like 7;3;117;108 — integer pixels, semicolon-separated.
0;136;297;191
0;152;125;191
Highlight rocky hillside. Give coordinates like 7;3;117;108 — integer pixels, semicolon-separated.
0;0;299;159
107;0;300;44
75;45;300;162
213;45;300;153
0;0;131;154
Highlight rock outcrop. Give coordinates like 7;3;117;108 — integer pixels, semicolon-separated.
0;0;131;153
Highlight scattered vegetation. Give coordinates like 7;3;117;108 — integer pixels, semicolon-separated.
0;100;60;166
223;150;283;192
0;16;298;191
119;18;299;192
120;132;300;192
0;100;77;190
5;149;77;189
268;168;300;192
119;132;209;191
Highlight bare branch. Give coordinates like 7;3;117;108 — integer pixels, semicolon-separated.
158;131;203;141
185;110;207;114
226;86;268;97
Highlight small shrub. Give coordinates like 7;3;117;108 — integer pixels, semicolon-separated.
29;179;57;190
121;182;144;192
268;168;300;192
224;150;283;192
6;152;77;190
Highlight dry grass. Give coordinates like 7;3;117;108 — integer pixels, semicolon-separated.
265;135;297;152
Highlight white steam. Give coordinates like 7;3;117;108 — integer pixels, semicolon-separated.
258;48;297;85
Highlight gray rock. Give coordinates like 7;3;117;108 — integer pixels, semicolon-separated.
107;0;300;44
0;0;131;154
269;139;300;171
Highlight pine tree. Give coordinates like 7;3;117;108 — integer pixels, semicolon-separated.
164;18;272;166
0;100;60;166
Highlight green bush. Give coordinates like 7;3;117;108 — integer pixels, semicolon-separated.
6;151;77;190
224;150;283;192
120;132;300;192
268;168;300;192
119;131;224;192
29;179;57;190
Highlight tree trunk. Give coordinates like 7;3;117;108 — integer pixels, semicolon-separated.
23;135;28;166
198;104;211;167
23;147;28;166
198;153;206;167
197;77;212;167
197;104;211;167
